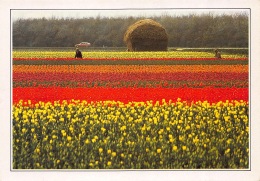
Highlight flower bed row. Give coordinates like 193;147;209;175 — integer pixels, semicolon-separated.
13;72;248;82
13;57;248;61
13;99;249;169
13;59;249;66
12;87;248;104
12;51;248;59
13;65;248;73
13;80;248;88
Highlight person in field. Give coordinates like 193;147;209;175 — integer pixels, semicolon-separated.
75;48;83;58
214;49;221;59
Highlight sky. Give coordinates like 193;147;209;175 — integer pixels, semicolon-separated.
11;9;249;21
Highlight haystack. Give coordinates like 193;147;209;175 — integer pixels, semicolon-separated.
124;19;168;51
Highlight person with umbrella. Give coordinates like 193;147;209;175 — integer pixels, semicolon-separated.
75;48;83;58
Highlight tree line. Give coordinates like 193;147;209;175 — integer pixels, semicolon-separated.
13;13;248;48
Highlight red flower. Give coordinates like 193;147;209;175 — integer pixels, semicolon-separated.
13;87;248;104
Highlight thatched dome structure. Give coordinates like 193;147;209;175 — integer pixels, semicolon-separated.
124;19;168;51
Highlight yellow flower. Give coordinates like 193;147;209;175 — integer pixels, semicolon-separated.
107;149;112;154
141;126;146;131
107;161;112;166
185;125;190;130
93;114;98;120
146;137;151;142
153;117;158;125
99;148;103;153
43;136;48;142
172;145;178;151
160;128;164;133
69;126;74;132
85;139;90;144
62;131;67;137
225;148;231;154
182;146;187;151
101;127;106;132
112;152;117;157
67;136;72;141
157;148;162;154
224;116;230;122
226;139;232;145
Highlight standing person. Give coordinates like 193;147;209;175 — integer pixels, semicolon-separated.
214;49;221;59
75;48;83;58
